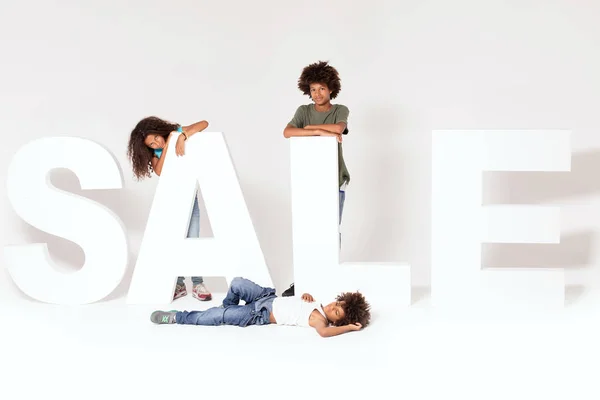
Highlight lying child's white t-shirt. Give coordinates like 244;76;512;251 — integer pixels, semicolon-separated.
271;297;327;327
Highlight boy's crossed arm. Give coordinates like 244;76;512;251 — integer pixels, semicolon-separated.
303;122;347;135
284;123;345;143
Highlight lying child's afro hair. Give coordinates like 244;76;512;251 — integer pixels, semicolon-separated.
333;291;371;327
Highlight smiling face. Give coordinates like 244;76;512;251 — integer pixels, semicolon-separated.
309;82;332;106
144;134;166;150
322;300;346;324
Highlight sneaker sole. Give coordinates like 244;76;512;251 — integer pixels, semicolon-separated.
192;292;212;301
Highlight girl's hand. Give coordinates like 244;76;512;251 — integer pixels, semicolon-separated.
175;134;186;156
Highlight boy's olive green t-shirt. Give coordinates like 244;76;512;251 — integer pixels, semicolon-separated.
288;104;350;188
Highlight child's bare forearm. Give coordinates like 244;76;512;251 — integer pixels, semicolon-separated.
318;325;353;338
183;120;209;138
304;124;344;134
283;126;320;138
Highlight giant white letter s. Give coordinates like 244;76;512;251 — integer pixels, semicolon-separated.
4;137;128;305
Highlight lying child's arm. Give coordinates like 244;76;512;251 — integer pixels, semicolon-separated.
310;316;363;338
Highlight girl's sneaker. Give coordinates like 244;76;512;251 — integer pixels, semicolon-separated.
192;283;212;301
173;284;187;300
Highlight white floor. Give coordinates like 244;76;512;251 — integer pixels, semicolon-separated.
2;282;600;400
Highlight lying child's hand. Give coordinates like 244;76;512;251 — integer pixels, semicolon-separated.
301;293;314;302
347;322;363;331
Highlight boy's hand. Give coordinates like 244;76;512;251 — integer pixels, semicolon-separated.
347;322;362;331
316;130;342;143
301;293;314;302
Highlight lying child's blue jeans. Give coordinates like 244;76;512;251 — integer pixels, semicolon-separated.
175;277;276;327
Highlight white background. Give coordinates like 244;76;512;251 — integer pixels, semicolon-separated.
2;1;600;398
3;0;600;293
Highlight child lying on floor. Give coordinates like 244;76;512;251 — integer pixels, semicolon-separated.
151;277;371;337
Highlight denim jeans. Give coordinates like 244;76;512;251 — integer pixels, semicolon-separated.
339;189;345;224
177;194;203;286
175;277;276;327
339;189;345;246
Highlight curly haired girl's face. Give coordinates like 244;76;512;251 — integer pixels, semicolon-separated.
309;83;332;106
144;134;166;150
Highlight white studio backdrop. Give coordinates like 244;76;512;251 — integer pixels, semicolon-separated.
2;0;600;301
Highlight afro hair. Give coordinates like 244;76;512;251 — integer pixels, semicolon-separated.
333;291;371;327
297;60;342;99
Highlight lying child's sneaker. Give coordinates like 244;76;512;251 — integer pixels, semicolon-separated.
173;284;187;300
192;283;212;301
151;311;177;324
282;283;295;297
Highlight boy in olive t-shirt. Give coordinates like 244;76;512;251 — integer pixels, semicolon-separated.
282;60;351;297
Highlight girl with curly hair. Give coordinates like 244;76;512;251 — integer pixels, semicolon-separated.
127;116;212;302
282;61;351;297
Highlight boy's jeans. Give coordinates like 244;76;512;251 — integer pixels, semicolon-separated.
339;189;345;246
175;277;276;327
177;194;203;286
339;189;345;223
